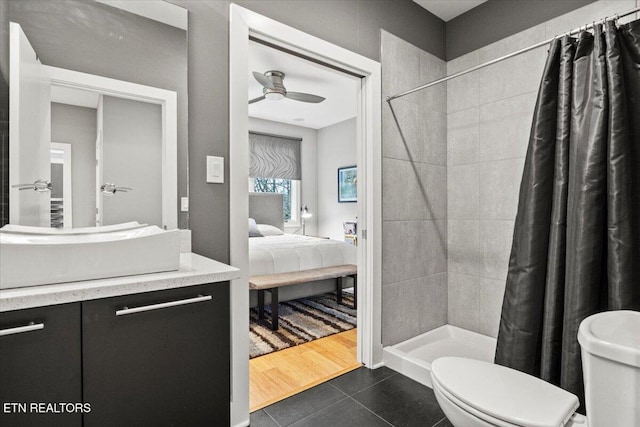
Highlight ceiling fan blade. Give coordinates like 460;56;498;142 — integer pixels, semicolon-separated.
249;95;266;104
285;92;325;103
252;71;275;89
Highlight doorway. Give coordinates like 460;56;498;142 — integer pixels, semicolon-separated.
229;5;382;426
247;37;361;411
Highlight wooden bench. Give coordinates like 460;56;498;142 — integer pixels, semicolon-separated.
249;264;357;331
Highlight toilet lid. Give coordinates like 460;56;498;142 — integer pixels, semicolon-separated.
431;357;579;427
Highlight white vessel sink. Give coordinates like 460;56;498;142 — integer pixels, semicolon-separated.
0;225;180;289
1;221;145;234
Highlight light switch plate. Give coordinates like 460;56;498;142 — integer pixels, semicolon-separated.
180;197;189;212
206;156;224;184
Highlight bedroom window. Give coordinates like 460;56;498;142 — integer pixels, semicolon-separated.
250;177;300;224
249;131;302;226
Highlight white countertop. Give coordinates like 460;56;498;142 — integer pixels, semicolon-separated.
0;253;240;312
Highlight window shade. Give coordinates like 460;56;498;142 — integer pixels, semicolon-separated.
249;132;301;180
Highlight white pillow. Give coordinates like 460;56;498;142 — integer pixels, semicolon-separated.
257;224;284;236
248;218;264;237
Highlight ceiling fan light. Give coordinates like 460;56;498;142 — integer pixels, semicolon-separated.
265;92;285;101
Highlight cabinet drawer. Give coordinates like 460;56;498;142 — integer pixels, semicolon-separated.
82;282;229;426
0;304;82;427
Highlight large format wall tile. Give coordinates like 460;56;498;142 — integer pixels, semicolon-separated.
381;31;422;99
426;220;448;274
383;220;427;284
383;98;422;162
382;273;448;345
383;220;447;285
479;277;506;338
420;50;447;114
478;48;546;105
448;273;480;332
479;158;525;221
448;220;480;276
446;51;479;114
383;158;429;221
382;31;448;344
479;220;515;281
382;160;447;221
422;164;447;220
447;72;479;114
448;108;479;166
421;108;447;166
478;23;547;63
479;92;537;162
448;164;479;220
447;50;479;75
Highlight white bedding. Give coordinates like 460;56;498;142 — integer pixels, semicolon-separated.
249;234;356;276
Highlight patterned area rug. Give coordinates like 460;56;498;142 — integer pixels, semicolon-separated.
250;291;356;359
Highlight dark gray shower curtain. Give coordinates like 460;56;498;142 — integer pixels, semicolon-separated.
495;20;640;410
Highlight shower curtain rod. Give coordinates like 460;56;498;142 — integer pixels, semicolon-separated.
386;5;640;103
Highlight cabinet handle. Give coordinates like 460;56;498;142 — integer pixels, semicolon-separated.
115;295;212;316
0;322;45;336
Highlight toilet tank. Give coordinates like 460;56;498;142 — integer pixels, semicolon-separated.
578;310;640;427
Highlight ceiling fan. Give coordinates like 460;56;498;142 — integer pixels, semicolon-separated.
249;70;325;104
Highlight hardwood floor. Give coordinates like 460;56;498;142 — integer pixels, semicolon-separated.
249;328;361;412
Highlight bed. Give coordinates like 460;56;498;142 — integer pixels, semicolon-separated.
248;193;356;307
250;234;356;276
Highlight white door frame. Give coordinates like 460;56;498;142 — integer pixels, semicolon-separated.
44;66;178;230
50;142;73;228
229;5;382;426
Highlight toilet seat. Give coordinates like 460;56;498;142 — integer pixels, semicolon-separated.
432;374;518;427
431;357;580;427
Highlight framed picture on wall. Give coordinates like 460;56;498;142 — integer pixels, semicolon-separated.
338;165;357;203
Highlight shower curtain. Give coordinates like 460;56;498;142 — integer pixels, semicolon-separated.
495;19;640;410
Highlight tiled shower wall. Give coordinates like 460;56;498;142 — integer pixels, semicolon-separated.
445;0;638;338
381;31;448;346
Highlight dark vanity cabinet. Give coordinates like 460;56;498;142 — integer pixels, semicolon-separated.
0;282;230;427
0;304;83;427
82;282;230;426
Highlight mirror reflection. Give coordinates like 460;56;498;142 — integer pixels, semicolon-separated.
5;0;188;229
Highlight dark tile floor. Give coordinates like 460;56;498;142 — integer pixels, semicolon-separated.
250;367;454;427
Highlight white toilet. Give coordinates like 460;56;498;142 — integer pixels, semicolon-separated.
431;310;640;427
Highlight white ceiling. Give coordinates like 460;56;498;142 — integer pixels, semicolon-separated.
248;40;359;130
413;0;487;22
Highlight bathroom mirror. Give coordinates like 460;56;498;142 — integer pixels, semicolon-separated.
6;0;188;230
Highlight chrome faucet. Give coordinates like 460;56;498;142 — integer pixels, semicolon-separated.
12;179;52;192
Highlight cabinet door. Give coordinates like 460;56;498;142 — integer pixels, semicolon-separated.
0;303;82;427
82;283;230;427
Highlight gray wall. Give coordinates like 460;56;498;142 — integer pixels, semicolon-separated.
170;0;446;263
317;117;357;241
446;0;597;60
51;103;97;228
381;31;448;346
235;0;446;60
102;96;163;227
7;0;188;228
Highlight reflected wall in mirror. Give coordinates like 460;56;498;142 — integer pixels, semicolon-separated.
3;0;188;229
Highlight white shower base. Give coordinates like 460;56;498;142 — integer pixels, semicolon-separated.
383;325;497;388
